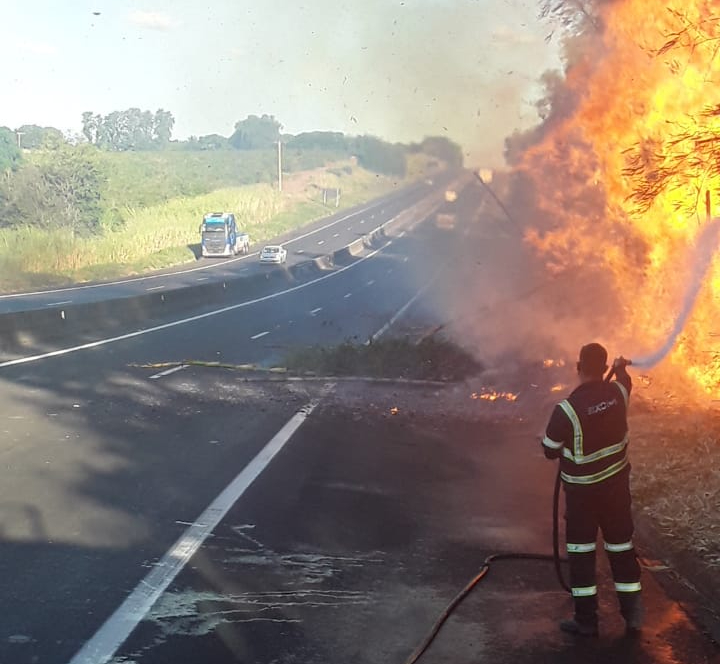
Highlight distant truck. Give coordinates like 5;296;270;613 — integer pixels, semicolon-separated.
200;212;250;257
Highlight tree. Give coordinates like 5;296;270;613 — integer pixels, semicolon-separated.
352;136;407;177
418;136;463;168
286;131;350;152
15;124;64;150
0;127;22;172
81;112;103;145
539;0;605;38
229;114;282;149
153;109;175;146
83;108;175;150
33;139;105;236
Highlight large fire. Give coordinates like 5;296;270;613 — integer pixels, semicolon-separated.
519;2;720;395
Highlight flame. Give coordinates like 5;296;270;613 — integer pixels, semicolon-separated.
550;384;566;393
520;2;720;396
543;359;566;368
471;390;518;402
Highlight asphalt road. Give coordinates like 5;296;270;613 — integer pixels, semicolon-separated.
0;173;456;314
0;179;717;664
0;182;472;664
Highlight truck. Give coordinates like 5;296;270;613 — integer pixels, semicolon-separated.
199;212;250;257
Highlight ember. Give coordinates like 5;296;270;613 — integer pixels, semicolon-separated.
471;391;518;402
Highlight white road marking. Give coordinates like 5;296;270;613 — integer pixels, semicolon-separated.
146;286;165;291
367;270;442;345
196;277;209;282
149;365;187;380
310;307;323;315
250;331;270;340
317;240;325;245
0;237;398;369
47;300;72;306
366;280;375;286
403;256;409;263
333;233;339;238
344;293;352;299
296;249;304;254
360;219;365;224
67;399;323;664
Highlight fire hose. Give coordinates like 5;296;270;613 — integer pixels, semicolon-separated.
403;360;633;664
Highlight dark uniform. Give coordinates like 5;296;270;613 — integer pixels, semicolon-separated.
542;347;641;635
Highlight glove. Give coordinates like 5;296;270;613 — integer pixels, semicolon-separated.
612;356;631;369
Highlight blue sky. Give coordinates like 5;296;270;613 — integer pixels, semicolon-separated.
1;0;561;165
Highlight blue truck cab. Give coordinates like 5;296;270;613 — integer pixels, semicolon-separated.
200;212;250;257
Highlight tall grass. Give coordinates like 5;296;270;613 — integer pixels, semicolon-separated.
0;161;415;291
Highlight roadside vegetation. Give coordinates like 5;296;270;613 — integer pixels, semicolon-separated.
283;337;482;382
0;111;461;292
629;404;720;569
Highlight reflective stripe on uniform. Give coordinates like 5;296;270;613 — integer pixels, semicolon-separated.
562;435;628;465
604;540;634;553
561;457;629;485
572;585;598;597
558;400;583;458
615;581;642;593
613;380;629;408
542;436;564;450
567;542;596;553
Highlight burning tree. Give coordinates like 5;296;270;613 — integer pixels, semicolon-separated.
512;0;720;394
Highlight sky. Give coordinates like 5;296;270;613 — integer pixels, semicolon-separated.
0;0;562;166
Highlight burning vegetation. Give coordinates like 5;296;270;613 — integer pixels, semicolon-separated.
509;1;720;395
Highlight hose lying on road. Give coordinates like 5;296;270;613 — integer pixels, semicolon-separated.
403;469;570;664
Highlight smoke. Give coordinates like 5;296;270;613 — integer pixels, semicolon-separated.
226;0;559;165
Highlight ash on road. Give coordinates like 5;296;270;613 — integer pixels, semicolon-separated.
110;372;719;664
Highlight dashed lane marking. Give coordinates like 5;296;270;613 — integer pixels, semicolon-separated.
149;365;187;380
250;331;270;340
146;286;165;291
310;307;323;315
366;271;442;345
47;300;73;306
0;235;397;369
344;293;352;299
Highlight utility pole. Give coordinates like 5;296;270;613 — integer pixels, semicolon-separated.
277;140;283;192
15;131;25;149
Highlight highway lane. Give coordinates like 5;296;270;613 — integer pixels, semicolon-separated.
0;197;465;663
0;172;457;314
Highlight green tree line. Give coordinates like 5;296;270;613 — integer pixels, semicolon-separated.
0;110;463;237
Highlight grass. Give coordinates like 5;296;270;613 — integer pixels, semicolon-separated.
0;160;413;291
629;402;720;568
283;337;483;382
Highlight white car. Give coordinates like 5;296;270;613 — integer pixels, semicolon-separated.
259;245;287;264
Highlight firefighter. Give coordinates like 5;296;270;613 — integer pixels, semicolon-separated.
542;342;642;637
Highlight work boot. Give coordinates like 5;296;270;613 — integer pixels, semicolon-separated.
559;617;599;637
623;599;644;636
